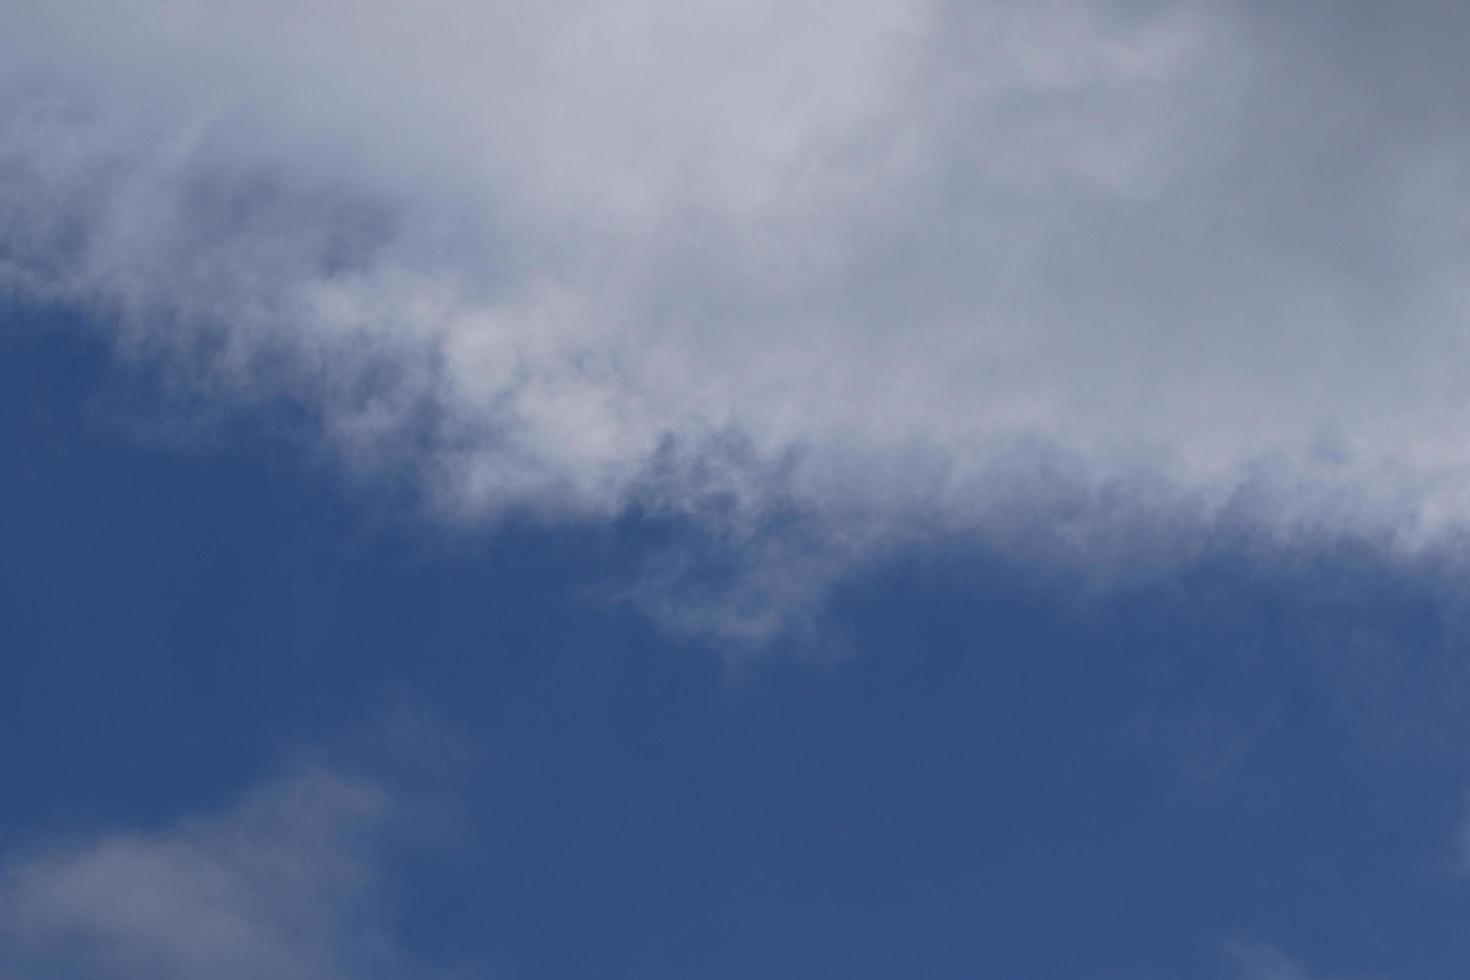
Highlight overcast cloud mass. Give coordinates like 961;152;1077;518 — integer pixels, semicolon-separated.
5;0;1470;635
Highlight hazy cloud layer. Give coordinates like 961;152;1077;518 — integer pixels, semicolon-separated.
0;767;406;980
4;1;1470;632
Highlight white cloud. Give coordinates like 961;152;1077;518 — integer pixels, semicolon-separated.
1229;944;1319;980
0;767;410;980
4;0;1470;635
1226;942;1369;980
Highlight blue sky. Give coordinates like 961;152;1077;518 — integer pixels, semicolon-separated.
8;310;1470;979
5;3;1470;978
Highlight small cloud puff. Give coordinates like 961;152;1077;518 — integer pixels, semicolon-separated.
0;767;409;980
